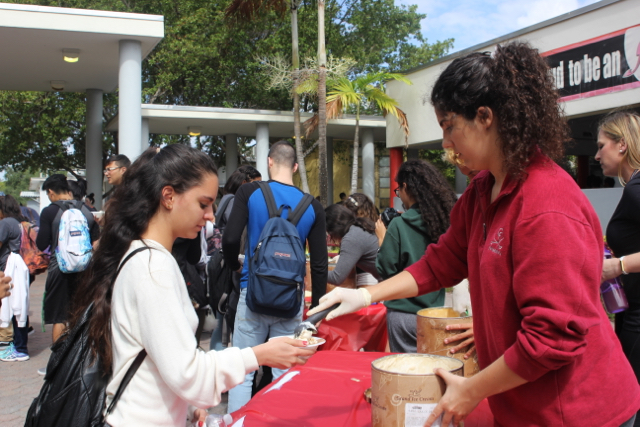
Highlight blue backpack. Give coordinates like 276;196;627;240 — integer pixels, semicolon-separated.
246;182;314;318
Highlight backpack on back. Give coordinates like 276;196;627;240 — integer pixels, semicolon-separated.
52;200;94;274
25;247;148;427
20;221;49;276
207;194;236;312
245;182;313;318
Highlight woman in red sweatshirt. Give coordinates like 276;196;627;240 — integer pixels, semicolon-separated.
308;42;640;427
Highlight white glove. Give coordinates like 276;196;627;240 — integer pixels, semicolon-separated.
452;279;472;316
307;287;372;321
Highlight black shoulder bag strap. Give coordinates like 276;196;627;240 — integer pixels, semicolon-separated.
51;200;70;253
215;195;235;230
258;182;279;218
76;199;96;230
104;246;151;417
288;194;314;227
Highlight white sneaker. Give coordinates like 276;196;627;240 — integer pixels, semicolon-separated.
38;367;47;376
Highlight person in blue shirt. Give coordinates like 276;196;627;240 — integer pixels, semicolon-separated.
222;141;328;413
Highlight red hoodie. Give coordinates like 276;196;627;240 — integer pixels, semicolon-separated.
406;155;640;426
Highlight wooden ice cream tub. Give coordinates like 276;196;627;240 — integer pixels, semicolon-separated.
416;307;480;378
371;354;463;427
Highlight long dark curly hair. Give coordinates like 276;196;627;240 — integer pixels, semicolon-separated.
430;42;570;179
396;160;457;241
68;144;217;375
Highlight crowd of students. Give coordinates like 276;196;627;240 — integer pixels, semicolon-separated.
2;40;639;427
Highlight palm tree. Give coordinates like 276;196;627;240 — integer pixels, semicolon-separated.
226;0;310;193
316;0;328;206
307;72;411;194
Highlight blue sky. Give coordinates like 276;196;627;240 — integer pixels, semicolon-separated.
402;0;601;53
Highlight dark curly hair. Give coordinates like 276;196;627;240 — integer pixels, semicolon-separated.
343;193;379;223
325;204;375;240
69;144;217;375
430;42;570;179
396;160;457;241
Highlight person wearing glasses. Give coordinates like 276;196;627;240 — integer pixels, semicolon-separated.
102;155;132;210
376;160;459;354
104;154;131;187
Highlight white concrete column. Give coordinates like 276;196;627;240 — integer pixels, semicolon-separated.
455;167;468;194
119;40;142;161
226;133;239;176
327;136;334;204
256;123;269;179
362;128;375;202
86;89;103;210
141;118;150;153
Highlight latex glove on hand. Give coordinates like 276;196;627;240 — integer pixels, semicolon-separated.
452;279;472;316
307;287;372;321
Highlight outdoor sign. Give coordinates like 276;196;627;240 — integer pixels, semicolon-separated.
543;25;640;101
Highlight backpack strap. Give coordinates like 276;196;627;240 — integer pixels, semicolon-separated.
287;194;314;227
75;200;96;231
105;349;147;416
258;182;279;219
105;246;151;416
51;201;71;252
215;195;235;230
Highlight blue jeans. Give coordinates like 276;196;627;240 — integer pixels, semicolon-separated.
209;311;225;351
227;288;302;413
12;316;28;355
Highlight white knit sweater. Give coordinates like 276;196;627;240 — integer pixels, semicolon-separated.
105;240;258;426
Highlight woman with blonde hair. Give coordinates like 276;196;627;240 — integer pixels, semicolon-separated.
597;110;640;426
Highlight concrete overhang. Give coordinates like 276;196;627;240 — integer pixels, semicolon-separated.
386;0;640;149
106;104;388;141
0;3;164;93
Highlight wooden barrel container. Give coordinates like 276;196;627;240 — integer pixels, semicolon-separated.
371;354;463;427
416;307;480;378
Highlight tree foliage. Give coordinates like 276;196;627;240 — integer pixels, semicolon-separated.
0;167;36;204
420;149;456;188
0;0;453;173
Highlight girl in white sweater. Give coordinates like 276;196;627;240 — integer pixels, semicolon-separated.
69;145;315;426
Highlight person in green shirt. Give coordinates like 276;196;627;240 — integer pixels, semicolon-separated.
376;159;458;352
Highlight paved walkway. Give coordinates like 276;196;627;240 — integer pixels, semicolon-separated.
0;273;223;427
1;273;50;426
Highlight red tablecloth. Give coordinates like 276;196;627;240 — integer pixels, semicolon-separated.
230;350;493;427
310;303;388;352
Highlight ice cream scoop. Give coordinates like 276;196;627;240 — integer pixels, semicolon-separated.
293;303;340;339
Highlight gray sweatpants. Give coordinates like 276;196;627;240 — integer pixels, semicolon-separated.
386;308;419;353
